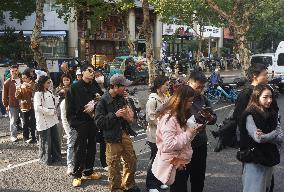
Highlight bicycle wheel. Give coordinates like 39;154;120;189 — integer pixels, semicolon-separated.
207;89;221;104
229;90;239;102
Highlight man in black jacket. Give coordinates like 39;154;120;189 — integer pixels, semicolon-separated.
233;63;278;123
95;74;140;192
171;71;217;192
65;64;103;187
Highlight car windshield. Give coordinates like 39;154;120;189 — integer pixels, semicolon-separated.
251;56;272;67
277;53;284;66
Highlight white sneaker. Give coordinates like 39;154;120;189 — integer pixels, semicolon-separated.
160;184;169;190
11;136;17;142
149;189;159;192
25;139;32;143
67;166;73;175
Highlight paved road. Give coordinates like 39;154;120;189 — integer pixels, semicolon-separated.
0;86;284;192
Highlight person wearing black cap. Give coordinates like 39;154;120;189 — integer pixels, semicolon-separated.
65;64;103;187
95;74;141;192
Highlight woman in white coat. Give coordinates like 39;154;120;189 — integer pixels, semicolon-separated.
145;76;170;192
34;76;61;165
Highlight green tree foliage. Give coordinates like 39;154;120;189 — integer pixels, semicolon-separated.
55;0;134;30
150;0;221;27
0;26;21;60
248;0;284;52
0;0;36;24
150;0;222;62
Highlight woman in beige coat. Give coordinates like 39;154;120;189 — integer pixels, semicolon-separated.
145;76;169;192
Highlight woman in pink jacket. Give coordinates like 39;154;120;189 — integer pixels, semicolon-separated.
152;85;204;187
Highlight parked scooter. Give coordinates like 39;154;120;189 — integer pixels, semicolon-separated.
125;88;147;130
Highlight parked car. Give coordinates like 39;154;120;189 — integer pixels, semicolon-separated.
250;41;284;93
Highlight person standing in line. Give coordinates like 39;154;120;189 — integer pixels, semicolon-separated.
2;65;21;142
232;64;278;192
54;73;74;175
145;76;170;192
94;71;108;170
55;74;72;146
15;69;36;143
65;64;103;187
0;74;8;117
60;98;77;175
34;76;61;165
73;69;82;84
240;84;283;192
95;74;141;192
170;71;217;192
151;85;205;187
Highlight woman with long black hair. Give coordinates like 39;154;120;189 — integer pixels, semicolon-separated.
240;84;283;192
34;76;61;165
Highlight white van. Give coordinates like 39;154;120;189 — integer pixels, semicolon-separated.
251;53;275;78
251;41;284;91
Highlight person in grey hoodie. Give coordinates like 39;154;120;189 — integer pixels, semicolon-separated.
145;76;169;192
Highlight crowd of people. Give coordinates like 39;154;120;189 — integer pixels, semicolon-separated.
0;61;283;192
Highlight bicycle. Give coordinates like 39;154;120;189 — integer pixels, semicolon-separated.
204;82;239;104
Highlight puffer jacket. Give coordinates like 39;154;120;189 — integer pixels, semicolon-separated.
145;93;169;143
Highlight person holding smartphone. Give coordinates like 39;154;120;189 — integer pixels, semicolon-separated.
151;85;205;187
95;74;141;192
66;64;103;187
170;71;217;192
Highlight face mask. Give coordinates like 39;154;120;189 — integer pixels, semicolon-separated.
95;76;104;84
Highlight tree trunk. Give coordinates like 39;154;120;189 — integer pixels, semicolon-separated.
142;0;155;86
234;28;250;74
30;0;46;71
124;16;136;56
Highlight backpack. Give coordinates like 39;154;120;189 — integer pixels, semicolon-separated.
146;97;158;123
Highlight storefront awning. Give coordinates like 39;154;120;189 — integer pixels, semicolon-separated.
0;30;67;37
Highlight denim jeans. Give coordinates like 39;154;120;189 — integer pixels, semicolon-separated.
38;125;62;165
62;124;77;168
0;91;6;115
8;106;20;138
242;163;273;192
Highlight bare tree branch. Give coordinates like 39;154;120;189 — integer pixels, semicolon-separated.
232;0;241;17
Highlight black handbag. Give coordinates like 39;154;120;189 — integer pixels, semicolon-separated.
236;148;255;162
